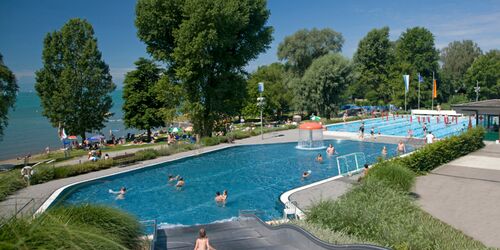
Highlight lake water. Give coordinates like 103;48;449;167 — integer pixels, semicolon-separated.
0;91;134;160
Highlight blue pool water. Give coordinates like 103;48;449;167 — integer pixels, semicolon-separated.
56;140;409;226
327;116;472;138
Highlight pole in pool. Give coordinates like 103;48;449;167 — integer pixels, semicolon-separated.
258;82;265;140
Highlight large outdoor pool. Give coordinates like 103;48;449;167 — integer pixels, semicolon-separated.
327;115;472;138
55;140;409;227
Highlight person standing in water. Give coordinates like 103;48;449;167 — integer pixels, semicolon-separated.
381;146;387;158
326;144;335;155
359;122;365;139
316;154;323;163
397;141;406;155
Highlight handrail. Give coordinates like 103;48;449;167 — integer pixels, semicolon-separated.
140;219;157;250
336;152;366;175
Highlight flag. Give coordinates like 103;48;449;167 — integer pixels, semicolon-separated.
58;124;67;140
403;75;410;93
418;73;423;83
432;79;437;98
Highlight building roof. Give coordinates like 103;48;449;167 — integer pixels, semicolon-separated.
452;99;500;115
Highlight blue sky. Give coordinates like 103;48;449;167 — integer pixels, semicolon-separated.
1;0;499;91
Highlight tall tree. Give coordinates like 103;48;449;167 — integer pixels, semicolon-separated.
440;40;482;98
464;50;500;100
242;63;292;119
123;58;171;140
351;27;393;103
299;53;352;118
0;53;18;139
35;19;115;140
277;28;344;76
136;0;272;137
391;27;439;108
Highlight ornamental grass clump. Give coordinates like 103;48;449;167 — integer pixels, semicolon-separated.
0;205;143;250
365;161;415;192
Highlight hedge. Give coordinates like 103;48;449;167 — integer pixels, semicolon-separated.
398;127;485;173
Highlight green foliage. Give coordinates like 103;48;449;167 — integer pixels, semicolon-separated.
35;18;116;139
365;161;415;192
306;181;487;250
464;50;500;100
123;58;179;139
136;0;273;137
298;53;352;118
0;205;142;250
351;27;393;103
391;27;439;108
0;53;18;139
277;28;344;76
0;170;26;201
399;127;485;173
243;63;292;119
440;40;482;97
289;220;375;245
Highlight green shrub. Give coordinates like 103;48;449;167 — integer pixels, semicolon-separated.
0;170;26;201
399;127;485;173
366;162;415;192
306;181;487;250
200;136;221;146
288;220;375;245
0;205;142;250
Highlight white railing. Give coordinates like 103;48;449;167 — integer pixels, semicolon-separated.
336;152;366;176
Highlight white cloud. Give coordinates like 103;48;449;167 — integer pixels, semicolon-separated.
14;70;35;78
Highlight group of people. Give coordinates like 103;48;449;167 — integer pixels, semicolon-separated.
87;149;110;161
214;190;228;206
168;175;185;190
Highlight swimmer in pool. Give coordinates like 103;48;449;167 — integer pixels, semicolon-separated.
109;187;127;199
168;175;179;183
326;144;335;155
302;170;311;180
316;154;323;163
215;191;224;204
381;146;387;158
176;177;185;190
222;190;228;202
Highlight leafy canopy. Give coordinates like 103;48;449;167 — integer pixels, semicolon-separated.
135;0;273;136
464;50;500;100
0;53;18;139
299;53;352;118
35;18;115;139
278;28;344;76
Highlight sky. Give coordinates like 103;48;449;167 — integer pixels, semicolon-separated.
1;0;499;92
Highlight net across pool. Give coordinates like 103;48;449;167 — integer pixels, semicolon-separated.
327;115;473;138
53;140;411;227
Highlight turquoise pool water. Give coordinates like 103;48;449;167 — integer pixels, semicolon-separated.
327;116;472;138
56;140;408;226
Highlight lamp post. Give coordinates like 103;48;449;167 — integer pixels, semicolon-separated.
257;82;265;140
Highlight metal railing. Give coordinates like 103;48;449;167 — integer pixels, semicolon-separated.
140;219;158;250
336;152;366;176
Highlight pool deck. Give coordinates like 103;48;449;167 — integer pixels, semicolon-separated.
414;142;500;248
0;128;421;219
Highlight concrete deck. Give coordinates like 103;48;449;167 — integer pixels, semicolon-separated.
414;143;500;248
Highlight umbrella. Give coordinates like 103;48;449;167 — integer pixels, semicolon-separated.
169;127;180;133
67;135;78;140
89;135;105;142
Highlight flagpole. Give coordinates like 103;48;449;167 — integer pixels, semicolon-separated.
418;74;421;110
431;72;434;110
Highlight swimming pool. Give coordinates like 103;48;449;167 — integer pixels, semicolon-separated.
327;115;472;138
54;140;409;227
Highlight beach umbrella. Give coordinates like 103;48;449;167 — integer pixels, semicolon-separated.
311;116;321;121
67;135;78;140
171;127;180;133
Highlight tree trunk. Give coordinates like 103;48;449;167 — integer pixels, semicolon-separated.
80;132;86;143
147;128;152;141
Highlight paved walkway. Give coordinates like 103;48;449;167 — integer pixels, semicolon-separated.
414;143;500;248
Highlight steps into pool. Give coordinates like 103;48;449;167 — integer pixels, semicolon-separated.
154;215;388;250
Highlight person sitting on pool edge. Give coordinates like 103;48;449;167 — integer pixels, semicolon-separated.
316;154;323;163
302;170;311;180
326;144;335;155
358;164;369;182
176;177;185;190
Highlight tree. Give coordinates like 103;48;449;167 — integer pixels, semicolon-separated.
35;19;115;140
391;27;439;108
440;40;482;98
123;58;170;140
0;53;18;139
351;27;393;103
135;0;272;137
277;28;344;76
299;53;352;118
242;63;292;119
464;50;500;100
